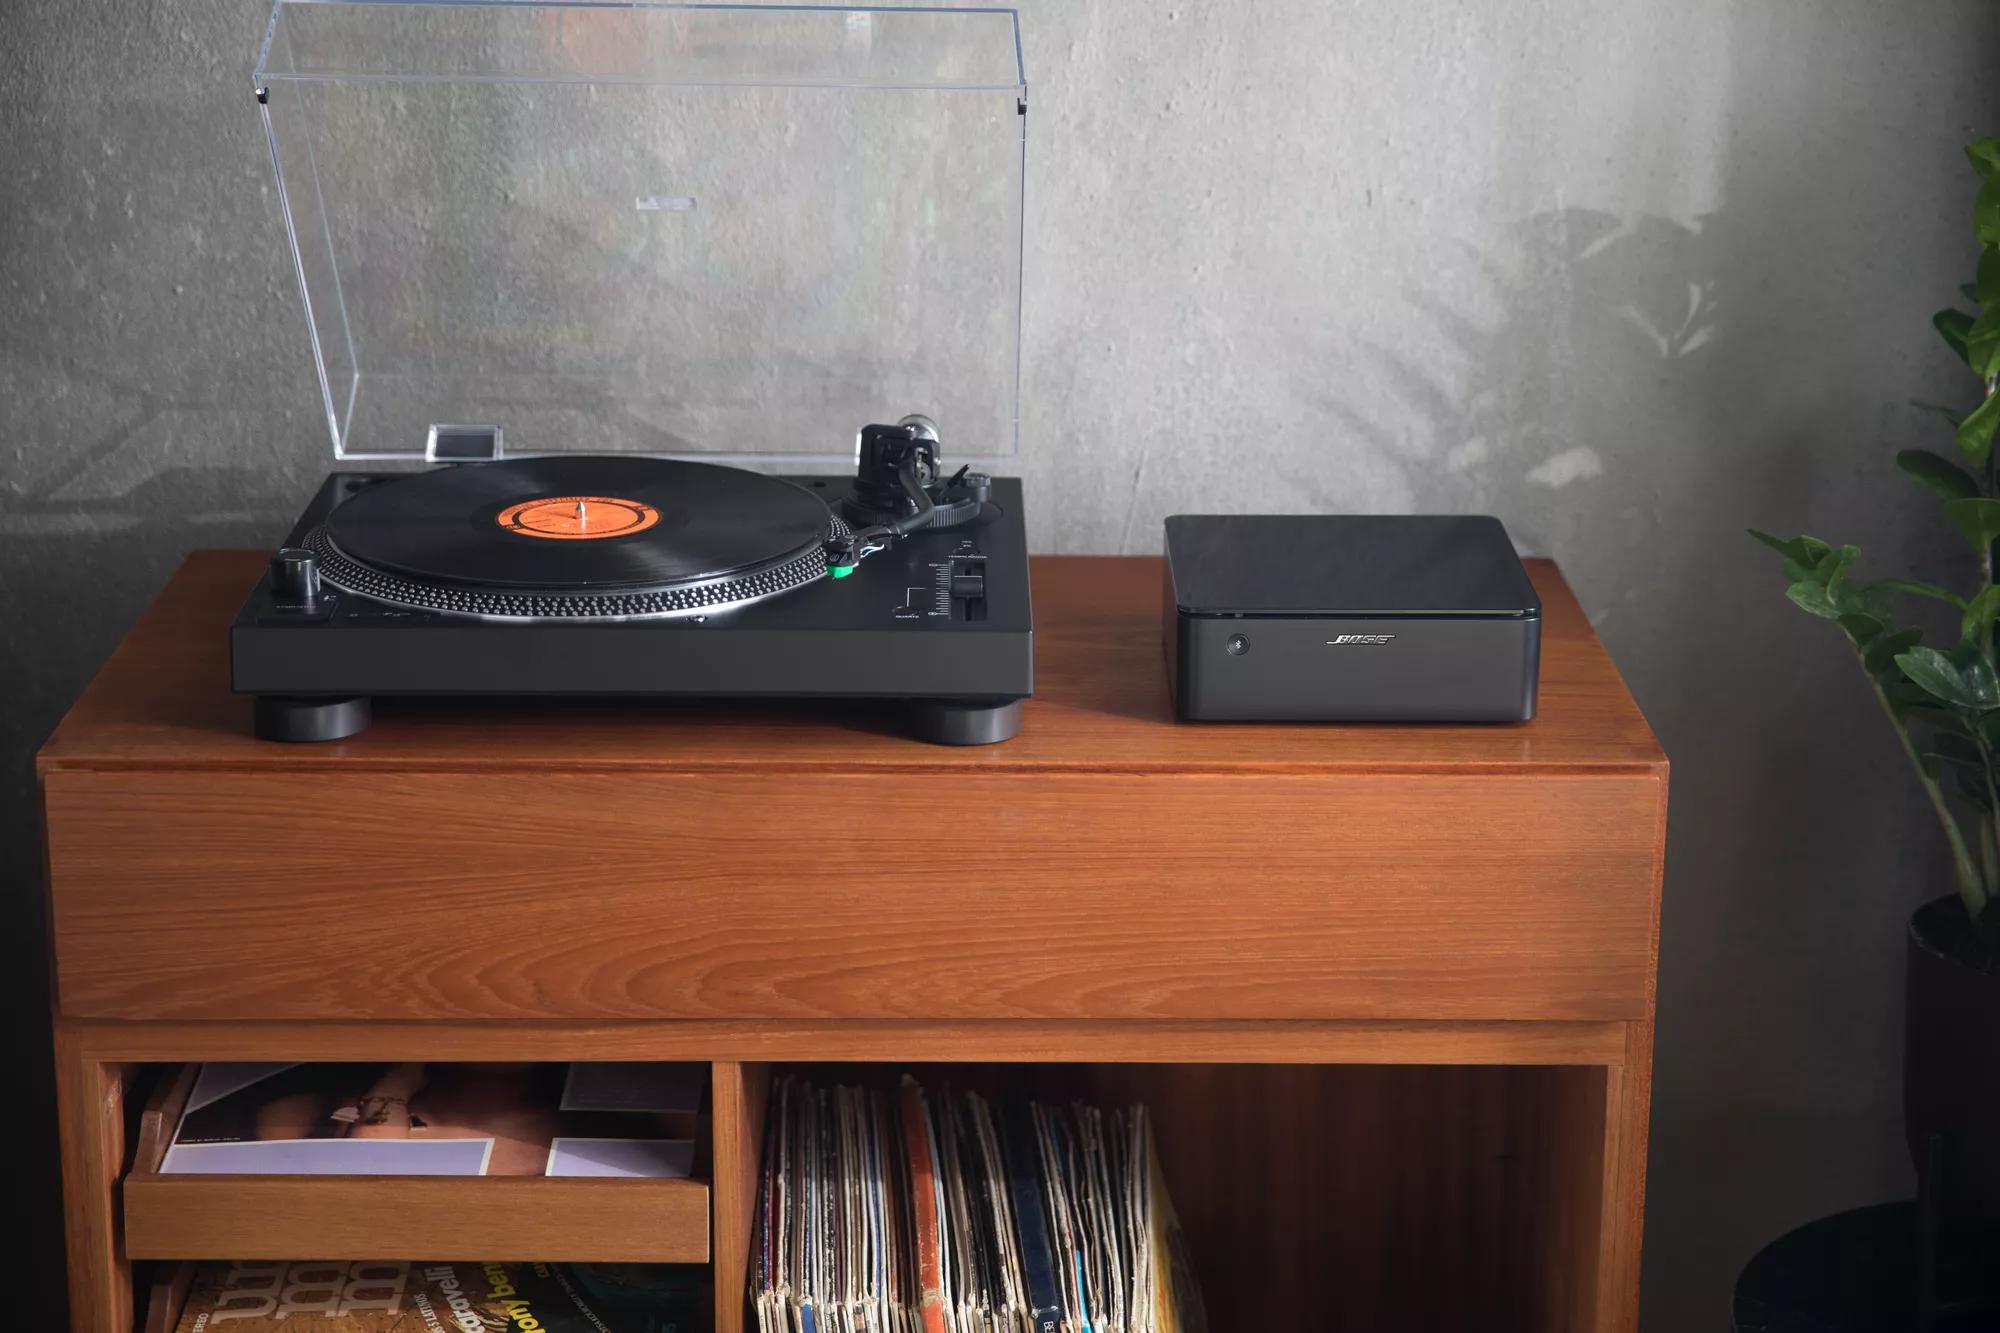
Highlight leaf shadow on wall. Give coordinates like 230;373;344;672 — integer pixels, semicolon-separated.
1287;199;1967;1332
0;325;323;1324
1289;208;1720;563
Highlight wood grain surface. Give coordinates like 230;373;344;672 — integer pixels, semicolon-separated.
62;1015;1631;1067
711;1060;771;1333
131;1063;198;1173
38;552;1662;774
121;1174;711;1263
46;767;1663;1022
1602;1018;1658;1329
53;1031;128;1333
54;1024;130;1328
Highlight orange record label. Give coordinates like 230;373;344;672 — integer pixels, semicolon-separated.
495;495;661;540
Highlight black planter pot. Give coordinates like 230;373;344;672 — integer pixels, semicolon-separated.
1904;895;2000;1224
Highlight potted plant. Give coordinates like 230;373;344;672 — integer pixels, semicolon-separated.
1752;137;2000;1224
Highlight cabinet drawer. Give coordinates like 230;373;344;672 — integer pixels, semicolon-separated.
119;1065;711;1264
123;1173;711;1263
45;768;1662;1023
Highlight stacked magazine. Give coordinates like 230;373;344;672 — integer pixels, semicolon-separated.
158;1260;701;1333
751;1076;1205;1333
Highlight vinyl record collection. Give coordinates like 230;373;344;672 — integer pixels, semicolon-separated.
752;1076;1207;1333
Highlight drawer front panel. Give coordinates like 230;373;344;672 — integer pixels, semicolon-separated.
46;769;1662;1022
122;1173;710;1263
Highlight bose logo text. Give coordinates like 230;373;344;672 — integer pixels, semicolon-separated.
1328;634;1396;645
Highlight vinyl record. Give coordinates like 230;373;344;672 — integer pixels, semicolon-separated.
323;456;834;591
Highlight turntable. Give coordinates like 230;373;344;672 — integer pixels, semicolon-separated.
231;1;1032;744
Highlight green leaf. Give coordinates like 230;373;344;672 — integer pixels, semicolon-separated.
1942;647;2000;705
1970;307;2000;380
1897;701;1972;729
1936;308;1976;364
1838;611;1886;646
1853;582;1897;622
1748;529;1831;584
1886;673;1974;726
1965;658;2000;706
1886;674;1935;701
1946;495;2000;553
1814;545;1859;595
1957;392;2000;473
1914;401;1966;428
1928;728;1976;756
1979;180;2000;247
1934;732;1984;765
1779;536;1837;584
1898;645;1982;707
1866;627;1923;676
1786;580;1842;620
1977;247;2000;305
1970;138;2000;182
1748;528;1809;563
1878;578;1969;609
1924;748;1985;774
1897;448;1981;501
1964;584;2000;654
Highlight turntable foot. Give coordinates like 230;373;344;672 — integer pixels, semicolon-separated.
254;695;372;743
908;698;1022;746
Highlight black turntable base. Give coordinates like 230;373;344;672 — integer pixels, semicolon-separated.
230;455;1032;745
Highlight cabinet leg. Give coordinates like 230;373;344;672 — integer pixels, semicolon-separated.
54;1029;127;1333
1596;1019;1654;1333
712;1061;773;1333
1538;1024;1652;1333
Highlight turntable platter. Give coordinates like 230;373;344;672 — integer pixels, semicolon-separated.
309;457;848;620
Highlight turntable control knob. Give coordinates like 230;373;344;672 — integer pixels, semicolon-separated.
950;570;986;600
270;548;322;604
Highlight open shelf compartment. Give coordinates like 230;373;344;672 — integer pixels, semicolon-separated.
710;1058;1618;1333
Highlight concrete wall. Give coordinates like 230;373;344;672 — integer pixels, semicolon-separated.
5;1;1997;1327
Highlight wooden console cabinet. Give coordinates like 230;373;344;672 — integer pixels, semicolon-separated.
40;552;1666;1333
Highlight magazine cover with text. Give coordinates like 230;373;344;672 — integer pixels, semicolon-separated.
164;1062;700;1177
169;1260;701;1333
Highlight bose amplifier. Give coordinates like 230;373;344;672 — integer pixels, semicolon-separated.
1162;514;1541;723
